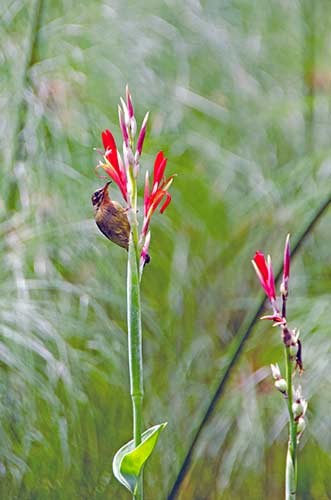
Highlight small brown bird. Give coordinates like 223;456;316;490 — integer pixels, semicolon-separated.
92;182;130;249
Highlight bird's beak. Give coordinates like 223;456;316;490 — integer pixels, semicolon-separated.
103;181;112;192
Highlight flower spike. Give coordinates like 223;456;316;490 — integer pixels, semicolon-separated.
93;89;175;263
251;234;308;490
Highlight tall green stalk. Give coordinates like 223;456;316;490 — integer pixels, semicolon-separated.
104;89;172;499
127;178;144;500
284;346;297;500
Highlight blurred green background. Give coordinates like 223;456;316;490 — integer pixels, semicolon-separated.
0;0;330;498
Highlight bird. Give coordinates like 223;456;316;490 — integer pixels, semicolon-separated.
91;182;130;250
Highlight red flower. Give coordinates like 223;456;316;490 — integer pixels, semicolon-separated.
252;251;276;302
100;129;128;202
142;151;174;236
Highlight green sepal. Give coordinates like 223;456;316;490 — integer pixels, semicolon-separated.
112;422;167;494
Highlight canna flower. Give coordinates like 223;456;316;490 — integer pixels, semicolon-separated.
252;251;277;304
142;151;175;237
94;88;175;268
99;129;128;202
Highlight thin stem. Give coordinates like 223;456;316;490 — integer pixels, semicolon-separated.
167;193;331;500
127;175;144;500
284;346;297;499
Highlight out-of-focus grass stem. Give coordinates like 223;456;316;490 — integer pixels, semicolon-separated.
8;0;44;209
302;0;316;154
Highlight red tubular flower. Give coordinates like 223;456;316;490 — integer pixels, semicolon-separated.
142;151;175;236
252;251;276;303
100;129;128;202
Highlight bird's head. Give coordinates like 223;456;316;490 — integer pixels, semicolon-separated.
91;181;111;209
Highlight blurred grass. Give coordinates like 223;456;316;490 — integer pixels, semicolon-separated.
0;0;331;499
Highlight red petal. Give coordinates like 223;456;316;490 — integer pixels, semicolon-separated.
144;172;150;216
160;192;171;213
153;151;167;185
102;130;119;170
253;252;268;282
267;256;276;300
102;129;114;150
102;166;122;188
148;190;165;217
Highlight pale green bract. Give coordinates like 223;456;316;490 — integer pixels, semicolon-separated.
112;423;167;494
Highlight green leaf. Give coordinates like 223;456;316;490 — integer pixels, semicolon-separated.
112;423;167;494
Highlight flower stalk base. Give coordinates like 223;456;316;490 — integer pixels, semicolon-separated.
127;229;144;499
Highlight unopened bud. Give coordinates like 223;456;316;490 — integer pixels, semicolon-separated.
275;379;288;394
118;106;129;147
133;159;140;178
292;400;304;419
270;363;281;380
123;144;135;170
126;85;134;118
136;112;149;157
296;417;306;435
289;343;297;357
282;234;290;294
120;97;130;127
294;385;303;401
280;281;287;297
130;117;137;138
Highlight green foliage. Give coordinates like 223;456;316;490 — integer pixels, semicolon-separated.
113;423;167;494
0;0;330;498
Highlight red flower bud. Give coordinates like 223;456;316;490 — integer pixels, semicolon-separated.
281;234;290;297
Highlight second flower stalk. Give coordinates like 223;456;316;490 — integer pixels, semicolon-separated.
252;235;307;500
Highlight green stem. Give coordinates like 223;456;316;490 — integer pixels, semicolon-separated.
127;177;144;500
284;346;297;500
